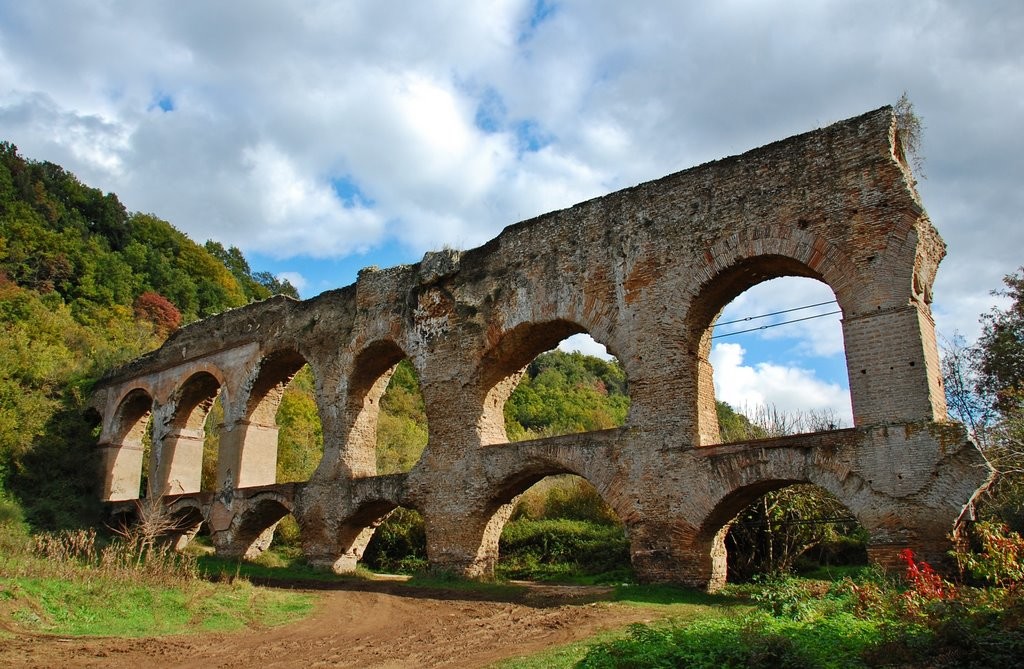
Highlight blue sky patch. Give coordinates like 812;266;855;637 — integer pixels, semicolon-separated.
513;119;552;153
518;0;557;43
331;176;373;207
248;240;420;299
474;87;507;133
149;92;175;112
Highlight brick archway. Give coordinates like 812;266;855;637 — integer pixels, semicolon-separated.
91;107;993;589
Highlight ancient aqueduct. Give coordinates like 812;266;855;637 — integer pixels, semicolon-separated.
90;107;993;589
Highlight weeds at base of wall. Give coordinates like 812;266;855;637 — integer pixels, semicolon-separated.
0;519;313;637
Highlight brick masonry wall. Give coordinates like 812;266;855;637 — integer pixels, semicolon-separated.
91;107;994;588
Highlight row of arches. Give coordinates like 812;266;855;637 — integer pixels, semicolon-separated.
156;468;867;586
101;272;852;505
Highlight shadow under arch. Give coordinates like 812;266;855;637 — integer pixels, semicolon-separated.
697;476;866;589
163;500;206;551
684;253;855;447
219;494;293;560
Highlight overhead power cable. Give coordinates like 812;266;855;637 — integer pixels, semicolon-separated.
714;300;838;327
712;308;843;339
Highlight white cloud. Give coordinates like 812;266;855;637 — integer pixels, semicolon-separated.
275;271;307;294
0;0;1019;355
558;334;614;361
711;342;853;425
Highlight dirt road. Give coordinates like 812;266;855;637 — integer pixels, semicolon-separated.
0;581;666;668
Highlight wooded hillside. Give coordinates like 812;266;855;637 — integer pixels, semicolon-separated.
0;143;295;527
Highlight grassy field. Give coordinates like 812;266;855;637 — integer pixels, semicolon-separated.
0;525;314;638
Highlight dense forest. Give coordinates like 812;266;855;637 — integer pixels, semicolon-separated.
0;142;296;528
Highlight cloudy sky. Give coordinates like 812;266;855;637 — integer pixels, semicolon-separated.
1;1;1021;423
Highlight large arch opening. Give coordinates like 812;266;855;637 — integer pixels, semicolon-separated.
475;319;631;444
216;349;323;491
471;466;631;583
361;505;427;574
476;321;633;581
220;496;293;561
322;341;429;573
688;261;853;445
341;340;429;477
498;473;630;582
701;480;867;586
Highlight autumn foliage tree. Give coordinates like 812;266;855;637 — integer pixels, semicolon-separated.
133;291;181;335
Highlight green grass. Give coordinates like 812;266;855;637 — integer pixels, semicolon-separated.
494;583;752;669
197;551;352;584
1;576;314;637
0;525;315;638
491;628;628;669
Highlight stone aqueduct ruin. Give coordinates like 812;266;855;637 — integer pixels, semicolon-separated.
90;107;993;589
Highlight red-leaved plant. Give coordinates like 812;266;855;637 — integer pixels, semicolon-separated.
899;548;956;613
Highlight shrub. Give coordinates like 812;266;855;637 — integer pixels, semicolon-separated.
956;521;1024;587
361;507;427;574
497;518;630;580
510;475;620;526
132;291;181;334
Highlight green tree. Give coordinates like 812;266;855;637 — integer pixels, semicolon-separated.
504;350;630;440
276;366;323;482
0;143;302;528
968;269;1024;528
377;360;428;474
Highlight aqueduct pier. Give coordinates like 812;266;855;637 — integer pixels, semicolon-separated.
90;107;993;589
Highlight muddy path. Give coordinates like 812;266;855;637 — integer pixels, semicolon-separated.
0;580;670;668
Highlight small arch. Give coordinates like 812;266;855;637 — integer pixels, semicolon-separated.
156;372;222;496
344;340;428;476
470;460;630;581
223;348;322;489
111;388;154;445
246;349;310;426
499;474;630;581
361;506;427;574
226;496;292;560
171;372;221;431
102;388;153;501
164;504;206;552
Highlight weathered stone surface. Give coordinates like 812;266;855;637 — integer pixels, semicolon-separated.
90;107;993;588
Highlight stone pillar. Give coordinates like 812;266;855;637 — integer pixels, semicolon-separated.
695;354;719;446
152;427;204;495
216;419;279;490
424;505;512;579
304;523;378;574
843;302;947;426
98;441;144;501
629;519;727;591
